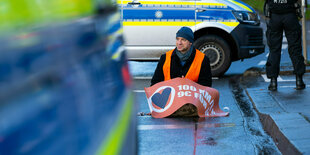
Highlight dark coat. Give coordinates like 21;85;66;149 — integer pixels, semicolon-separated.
151;47;212;87
268;0;297;14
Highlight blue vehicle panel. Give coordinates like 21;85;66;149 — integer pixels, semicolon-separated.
123;9;195;20
196;10;236;21
0;1;136;155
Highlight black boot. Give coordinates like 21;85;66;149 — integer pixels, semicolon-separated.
268;77;277;91
296;75;305;90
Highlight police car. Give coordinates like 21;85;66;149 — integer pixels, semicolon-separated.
0;0;136;154
119;0;265;76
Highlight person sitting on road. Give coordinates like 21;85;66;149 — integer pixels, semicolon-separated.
151;26;212;87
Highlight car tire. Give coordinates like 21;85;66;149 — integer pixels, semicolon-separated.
194;35;231;77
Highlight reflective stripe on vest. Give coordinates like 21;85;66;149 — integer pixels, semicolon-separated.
163;49;205;82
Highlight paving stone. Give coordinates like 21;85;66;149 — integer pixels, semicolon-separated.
275;118;310;129
291;139;310;153
279;126;310;140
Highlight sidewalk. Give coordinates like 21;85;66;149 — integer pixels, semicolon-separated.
245;64;310;154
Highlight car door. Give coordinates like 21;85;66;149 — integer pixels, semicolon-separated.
194;0;237;31
120;0;196;59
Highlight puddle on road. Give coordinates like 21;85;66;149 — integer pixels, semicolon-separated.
199;137;217;146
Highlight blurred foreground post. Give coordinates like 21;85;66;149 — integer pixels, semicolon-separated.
302;0;308;63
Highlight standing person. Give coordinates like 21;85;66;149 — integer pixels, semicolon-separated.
265;0;306;91
151;26;212;87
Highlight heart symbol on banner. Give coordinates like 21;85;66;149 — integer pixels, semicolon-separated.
151;88;172;109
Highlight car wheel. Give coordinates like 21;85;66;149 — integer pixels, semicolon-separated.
194;35;231;77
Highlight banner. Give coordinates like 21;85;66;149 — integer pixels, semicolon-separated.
144;78;229;118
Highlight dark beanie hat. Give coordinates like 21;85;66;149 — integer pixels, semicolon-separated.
176;27;194;43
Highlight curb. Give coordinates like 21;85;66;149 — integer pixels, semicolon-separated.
257;113;301;155
245;88;301;154
245;85;310;155
242;62;310;154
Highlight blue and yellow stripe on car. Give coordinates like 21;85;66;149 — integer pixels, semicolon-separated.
122;21;239;28
218;21;239;27
120;0;240;28
123;21;196;26
118;0;227;6
227;0;254;12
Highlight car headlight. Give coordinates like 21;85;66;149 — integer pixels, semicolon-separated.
232;11;260;26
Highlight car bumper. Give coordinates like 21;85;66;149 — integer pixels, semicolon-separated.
231;23;265;59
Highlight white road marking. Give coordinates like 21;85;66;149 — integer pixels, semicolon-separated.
138;124;192;130
134;77;219;80
265;47;285;58
261;74;295;82
133;90;145;93
133;76;152;80
279;85;310;88
258;60;266;66
279;85;295;88
282;44;288;49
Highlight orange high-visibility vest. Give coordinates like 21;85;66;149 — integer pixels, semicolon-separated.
163;49;205;82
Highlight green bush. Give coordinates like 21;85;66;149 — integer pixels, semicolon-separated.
241;0;265;13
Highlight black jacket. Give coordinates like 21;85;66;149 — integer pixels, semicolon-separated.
268;0;297;14
151;48;212;87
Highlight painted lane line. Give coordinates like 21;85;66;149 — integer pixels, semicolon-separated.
133;90;145;93
138;124;193;130
283;37;287;43
261;74;270;82
265;51;284;58
133;76;152;80
258;60;266;66
261;74;295;82
282;44;288;49
133;77;219;80
279;85;310;88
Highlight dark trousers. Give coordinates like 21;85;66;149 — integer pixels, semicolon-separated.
266;12;305;78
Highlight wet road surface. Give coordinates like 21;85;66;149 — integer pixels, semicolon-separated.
133;76;280;155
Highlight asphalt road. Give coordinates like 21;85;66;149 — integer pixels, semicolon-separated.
132;77;280;154
128;18;310;155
